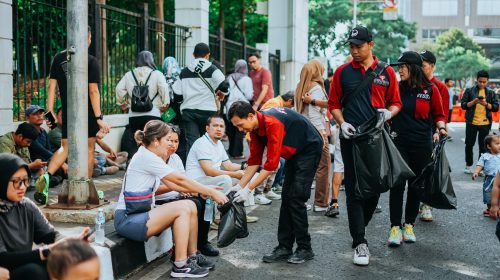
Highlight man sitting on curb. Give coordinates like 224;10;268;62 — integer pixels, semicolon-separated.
0;122;45;180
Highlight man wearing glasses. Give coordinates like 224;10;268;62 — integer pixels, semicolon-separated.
248;53;274;111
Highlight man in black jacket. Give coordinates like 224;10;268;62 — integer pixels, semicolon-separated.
461;70;499;173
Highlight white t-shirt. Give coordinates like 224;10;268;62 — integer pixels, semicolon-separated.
116;146;174;210
185;133;229;180
156;153;185;201
302;84;327;131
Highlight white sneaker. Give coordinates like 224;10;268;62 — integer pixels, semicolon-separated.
353;243;370;266
265;190;281;200
254;194;272;205
244;189;255;207
420;205;433;222
313;205;328;212
306;203;312;211
464;166;473;174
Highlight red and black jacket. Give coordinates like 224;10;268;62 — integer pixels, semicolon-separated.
328;56;402;127
247;107;322;171
431;77;450;120
391;82;445;147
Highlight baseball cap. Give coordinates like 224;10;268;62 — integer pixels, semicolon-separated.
25;105;45;116
420;50;437;64
345;26;373;45
390;51;423;67
193;43;211;58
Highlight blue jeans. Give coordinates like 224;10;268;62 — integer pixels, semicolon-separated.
483;175;495;205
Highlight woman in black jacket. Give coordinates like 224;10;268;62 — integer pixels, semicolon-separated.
0;154;89;280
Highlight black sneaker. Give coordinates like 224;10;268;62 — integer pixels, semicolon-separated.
287;249;314;264
262;246;292;263
170;259;209;278
199;242;219;257
191;252;215;270
325;204;339;218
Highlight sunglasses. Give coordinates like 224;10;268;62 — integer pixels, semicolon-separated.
9;177;31;190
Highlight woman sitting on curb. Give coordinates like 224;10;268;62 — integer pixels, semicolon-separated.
0;153;90;280
114;120;228;278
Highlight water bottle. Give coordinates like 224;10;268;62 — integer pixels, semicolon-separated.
95;209;105;245
204;198;214;222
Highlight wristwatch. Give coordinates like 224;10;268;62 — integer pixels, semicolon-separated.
95;114;104;121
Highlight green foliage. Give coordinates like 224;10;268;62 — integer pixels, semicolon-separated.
309;0;351;56
432;28;490;81
208;0;268;46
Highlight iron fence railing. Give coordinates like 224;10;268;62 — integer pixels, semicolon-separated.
12;0;189;121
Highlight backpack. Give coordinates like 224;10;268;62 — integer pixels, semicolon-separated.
130;70;158;112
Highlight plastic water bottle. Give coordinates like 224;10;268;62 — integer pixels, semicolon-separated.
95;209;105;245
204;198;214;222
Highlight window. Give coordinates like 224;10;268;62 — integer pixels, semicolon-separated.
474;28;500;38
422;0;458;16
477;0;500;15
422;29;448;41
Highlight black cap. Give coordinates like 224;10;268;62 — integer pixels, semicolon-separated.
193;43;211;58
390;51;423;67
345;26;373;45
420;50;436;64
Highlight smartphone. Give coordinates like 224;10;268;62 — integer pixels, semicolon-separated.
83;227;96;241
44;111;57;129
478;96;485;100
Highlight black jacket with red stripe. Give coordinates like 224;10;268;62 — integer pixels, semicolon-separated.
328;56;402;127
391;82;445;147
247;107;322;171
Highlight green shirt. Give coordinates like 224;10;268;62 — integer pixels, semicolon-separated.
48;125;62;152
0;132;31;164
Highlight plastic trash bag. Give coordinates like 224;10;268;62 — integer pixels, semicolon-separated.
217;191;249;248
351;113;414;199
410;138;457;209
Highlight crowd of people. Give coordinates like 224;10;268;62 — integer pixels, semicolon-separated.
1;24;500;279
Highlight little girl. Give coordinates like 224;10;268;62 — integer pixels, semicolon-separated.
472;134;500;216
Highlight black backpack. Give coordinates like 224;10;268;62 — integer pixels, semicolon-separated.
130;70;159;112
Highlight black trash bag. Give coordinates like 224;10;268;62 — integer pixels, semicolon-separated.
217;191;249;248
351;113;414;200
410;138;457;209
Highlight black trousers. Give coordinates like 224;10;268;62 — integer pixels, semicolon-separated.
11;263;48;280
389;142;432;227
340;138;380;248
181;109;217;154
277;144;322;251
157;196;210;248
123;115;162;160
224;116;244;157
465;123;490;166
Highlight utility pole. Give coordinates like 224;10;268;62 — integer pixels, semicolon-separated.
353;0;358;26
66;0;90;205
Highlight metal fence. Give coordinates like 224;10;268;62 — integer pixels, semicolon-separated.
12;0;189;121
209;34;280;94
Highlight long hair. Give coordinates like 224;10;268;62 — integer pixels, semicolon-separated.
402;63;432;89
295;59;325;113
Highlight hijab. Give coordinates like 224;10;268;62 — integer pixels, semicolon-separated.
229;59;249;82
136;50;157;70
162;56;181;80
295;59;325;113
0;154;30;212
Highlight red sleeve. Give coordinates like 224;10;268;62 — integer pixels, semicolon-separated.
430;85;446;123
384;66;402;109
438;82;450;120
247;132;265;166
262;117;285;171
262;69;272;87
328;64;347;111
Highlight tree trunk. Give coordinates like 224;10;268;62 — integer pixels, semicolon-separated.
96;0;109;83
241;0;247;60
156;0;165;65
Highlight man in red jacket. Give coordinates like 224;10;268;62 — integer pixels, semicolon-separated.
228;101;323;265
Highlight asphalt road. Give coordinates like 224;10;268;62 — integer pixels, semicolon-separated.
130;123;500;280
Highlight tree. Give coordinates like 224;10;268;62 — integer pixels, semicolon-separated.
432;28;490;86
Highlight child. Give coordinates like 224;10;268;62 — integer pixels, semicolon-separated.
488;171;499;241
472;135;500;216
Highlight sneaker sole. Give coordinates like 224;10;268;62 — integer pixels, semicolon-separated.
262;255;291;263
353;260;369;266
287;256;314;264
255;201;272;205
170;271;209;278
403;239;416;243
420;217;433;222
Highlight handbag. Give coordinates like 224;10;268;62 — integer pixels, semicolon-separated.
122;173;154;215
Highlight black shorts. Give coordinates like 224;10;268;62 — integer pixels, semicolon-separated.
61;109;100;139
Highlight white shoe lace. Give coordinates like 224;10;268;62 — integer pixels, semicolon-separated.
356;244;369;257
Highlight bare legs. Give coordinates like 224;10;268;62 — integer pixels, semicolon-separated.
331;172;343;202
